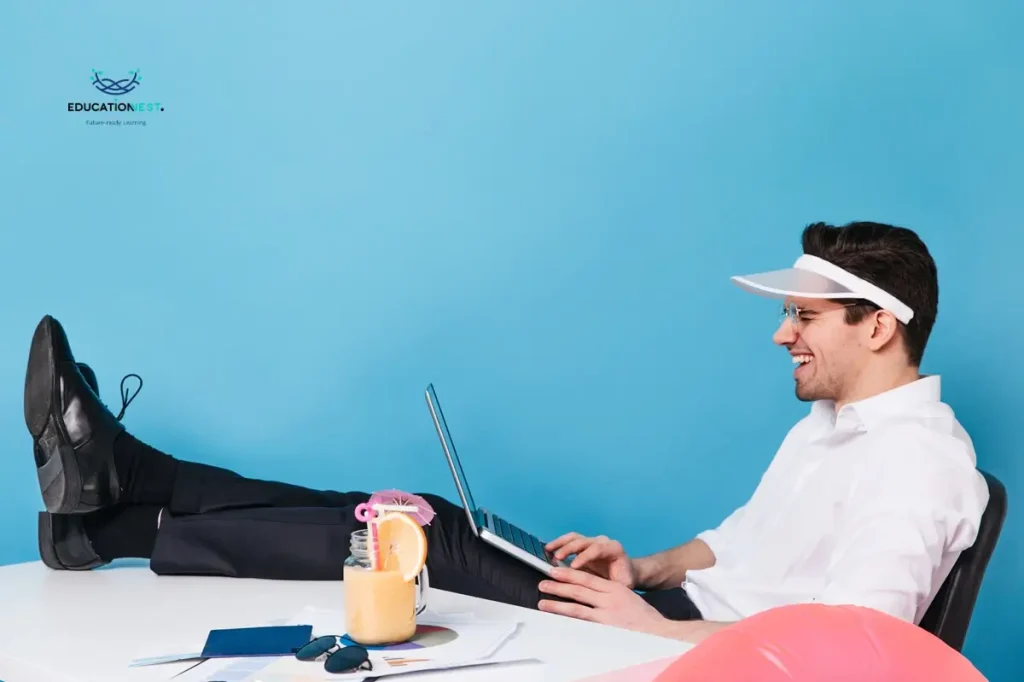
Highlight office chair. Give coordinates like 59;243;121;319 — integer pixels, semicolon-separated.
918;469;1007;652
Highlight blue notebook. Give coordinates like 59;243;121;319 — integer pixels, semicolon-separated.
201;624;314;658
129;624;314;667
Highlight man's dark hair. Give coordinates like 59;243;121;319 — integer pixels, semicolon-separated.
801;221;939;367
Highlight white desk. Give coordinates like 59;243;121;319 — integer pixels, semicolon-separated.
0;560;693;682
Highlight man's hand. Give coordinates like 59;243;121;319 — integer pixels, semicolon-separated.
545;532;637;589
537;567;670;637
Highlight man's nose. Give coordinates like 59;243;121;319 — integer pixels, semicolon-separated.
773;318;798;346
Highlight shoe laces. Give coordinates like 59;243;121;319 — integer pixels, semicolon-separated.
116;373;143;420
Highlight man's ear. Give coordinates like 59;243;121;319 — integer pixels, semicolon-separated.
866;309;900;351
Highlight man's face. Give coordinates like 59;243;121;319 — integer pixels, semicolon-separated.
772;297;867;403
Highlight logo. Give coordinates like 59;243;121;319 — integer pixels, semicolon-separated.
91;68;140;95
68;68;164;127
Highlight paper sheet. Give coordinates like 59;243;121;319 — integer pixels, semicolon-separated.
136;618;294;681
248;653;539;682
189;606;529;682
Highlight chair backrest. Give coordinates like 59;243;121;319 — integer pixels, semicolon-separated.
918;469;1007;651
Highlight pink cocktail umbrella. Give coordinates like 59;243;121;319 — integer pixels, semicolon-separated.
368;490;436;526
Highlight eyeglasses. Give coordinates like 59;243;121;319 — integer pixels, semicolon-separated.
294;636;372;674
779;301;867;329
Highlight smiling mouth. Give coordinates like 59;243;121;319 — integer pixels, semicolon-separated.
792;354;813;377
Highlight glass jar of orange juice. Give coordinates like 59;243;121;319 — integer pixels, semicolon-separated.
344;516;429;646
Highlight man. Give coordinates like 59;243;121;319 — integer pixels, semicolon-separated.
25;221;989;644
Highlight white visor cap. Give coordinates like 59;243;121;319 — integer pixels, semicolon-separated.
731;254;914;324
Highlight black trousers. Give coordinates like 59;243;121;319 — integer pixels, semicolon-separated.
149;461;703;620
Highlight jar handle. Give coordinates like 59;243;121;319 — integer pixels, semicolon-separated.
415;565;429;615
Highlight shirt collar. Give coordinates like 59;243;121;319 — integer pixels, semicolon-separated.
810;375;942;431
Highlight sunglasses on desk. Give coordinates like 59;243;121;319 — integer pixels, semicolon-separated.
294;636;372;674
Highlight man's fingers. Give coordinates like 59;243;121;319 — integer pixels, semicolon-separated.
539;578;602;606
569;544;612;569
545;532;582;551
553;538;596;561
538;599;598;622
550;566;614;592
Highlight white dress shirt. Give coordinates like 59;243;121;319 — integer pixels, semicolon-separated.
684;375;990;625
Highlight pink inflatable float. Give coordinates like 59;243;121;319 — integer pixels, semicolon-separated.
653;603;987;681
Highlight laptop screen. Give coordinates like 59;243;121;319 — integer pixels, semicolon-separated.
425;384;478;512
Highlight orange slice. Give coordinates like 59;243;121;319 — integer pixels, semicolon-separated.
374;512;427;582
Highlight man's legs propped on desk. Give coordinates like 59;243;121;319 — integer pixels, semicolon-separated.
24;314;703;621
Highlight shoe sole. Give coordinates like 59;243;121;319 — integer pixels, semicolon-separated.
24;317;55;438
37;512;107;571
24;317;82;514
37;511;63;569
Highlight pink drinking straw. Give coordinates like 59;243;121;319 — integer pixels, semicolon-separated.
354;503;380;570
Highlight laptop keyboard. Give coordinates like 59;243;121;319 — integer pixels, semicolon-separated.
492;513;554;564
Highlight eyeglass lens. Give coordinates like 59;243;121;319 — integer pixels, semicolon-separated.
294;635;371;673
295;635;338;661
325;646;371;673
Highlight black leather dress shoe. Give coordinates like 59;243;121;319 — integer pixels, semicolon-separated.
24;315;126;514
77;362;99;395
38;360;111;571
38;512;108;571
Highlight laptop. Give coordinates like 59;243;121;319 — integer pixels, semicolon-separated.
424;383;570;575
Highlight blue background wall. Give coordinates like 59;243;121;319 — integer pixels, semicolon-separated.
1;1;1020;677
